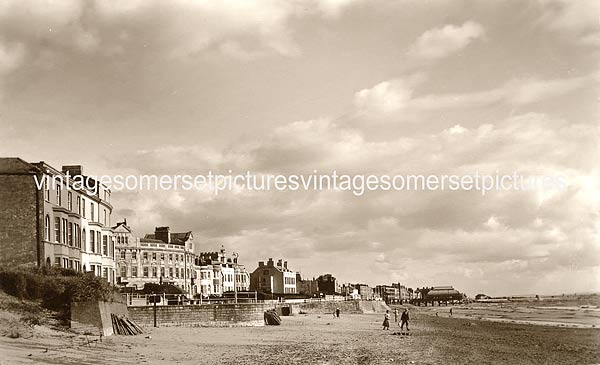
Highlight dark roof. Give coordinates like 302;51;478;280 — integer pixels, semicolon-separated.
112;221;131;232
0;158;39;174
144;231;192;245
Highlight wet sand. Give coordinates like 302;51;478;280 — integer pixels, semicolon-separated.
2;309;599;364
418;302;600;329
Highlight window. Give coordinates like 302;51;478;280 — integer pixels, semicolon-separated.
160;267;165;277
68;192;72;211
77;196;81;215
44;181;50;201
169;254;173;262
143;252;148;260
160;253;164;261
103;267;108;279
120;250;126;259
45;215;50;241
103;236;108;256
97;232;101;252
82;229;86;250
152;252;156;261
90;202;95;221
68;222;73;246
152;267;157;277
175;268;179;278
132;251;137;260
125;236;128;244
76;224;81;248
120;266;127;278
82;198;86;218
110;238;115;258
132;267;138;277
90;231;95;253
143;267;148;277
117;236;121;244
56;185;62;206
62;219;67;244
104;209;107;225
55;257;61;267
169;267;173;277
54;217;60;243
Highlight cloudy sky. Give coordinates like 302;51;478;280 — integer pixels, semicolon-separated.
1;0;599;296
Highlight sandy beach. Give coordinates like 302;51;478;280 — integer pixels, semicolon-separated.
2;307;599;364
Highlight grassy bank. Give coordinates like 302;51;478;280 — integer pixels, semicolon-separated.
0;266;117;315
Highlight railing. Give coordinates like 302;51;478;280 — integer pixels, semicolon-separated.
125;293;359;307
125;293;262;307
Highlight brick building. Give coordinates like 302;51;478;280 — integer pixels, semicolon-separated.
374;285;400;303
250;258;297;294
0;158;116;282
296;274;319;296
316;273;339;295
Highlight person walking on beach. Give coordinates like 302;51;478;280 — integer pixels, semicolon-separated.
394;308;398;323
383;310;390;330
335;308;340;318
449;308;453;317
400;309;410;332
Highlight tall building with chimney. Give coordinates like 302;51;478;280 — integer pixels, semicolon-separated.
193;246;250;298
0;158;116;283
250;258;297;294
114;223;196;293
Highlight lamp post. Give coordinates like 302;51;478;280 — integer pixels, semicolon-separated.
233;252;239;304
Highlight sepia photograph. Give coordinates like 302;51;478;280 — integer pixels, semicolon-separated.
0;0;599;364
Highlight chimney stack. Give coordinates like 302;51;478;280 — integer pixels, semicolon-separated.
62;165;83;176
277;259;282;268
267;258;274;267
155;227;171;244
259;261;264;267
284;261;288;270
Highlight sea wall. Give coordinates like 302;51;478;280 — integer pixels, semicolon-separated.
71;300;129;336
128;303;268;327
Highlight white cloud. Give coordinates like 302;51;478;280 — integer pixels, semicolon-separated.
538;0;600;45
409;21;485;60
354;80;413;112
353;73;592;117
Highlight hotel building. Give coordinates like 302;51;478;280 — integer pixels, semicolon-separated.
114;223;196;293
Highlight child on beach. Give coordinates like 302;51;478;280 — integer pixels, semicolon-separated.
383;310;390;330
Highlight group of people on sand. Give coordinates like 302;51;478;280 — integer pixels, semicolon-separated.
383;308;409;331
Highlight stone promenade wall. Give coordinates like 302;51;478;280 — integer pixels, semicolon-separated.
128;303;268;327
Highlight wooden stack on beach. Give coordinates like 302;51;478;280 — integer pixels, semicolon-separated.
111;314;144;335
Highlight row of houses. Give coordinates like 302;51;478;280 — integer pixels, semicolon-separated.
0;158;421;300
0;158;253;298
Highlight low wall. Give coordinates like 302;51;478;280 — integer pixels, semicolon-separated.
292;300;362;314
291;300;391;315
71;300;128;336
128;303;268;327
